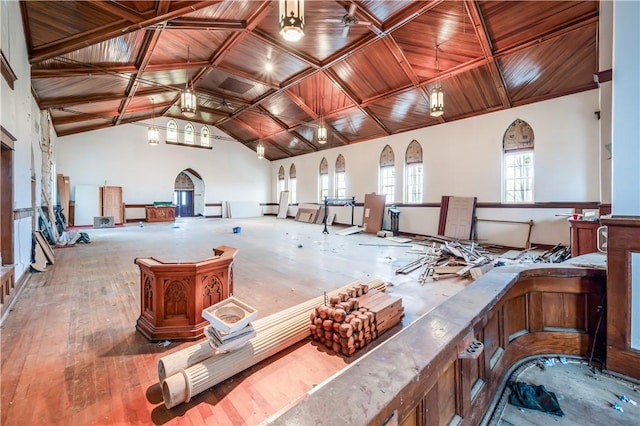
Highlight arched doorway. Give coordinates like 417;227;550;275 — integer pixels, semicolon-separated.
174;169;204;217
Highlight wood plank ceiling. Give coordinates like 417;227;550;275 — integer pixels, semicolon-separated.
22;1;600;160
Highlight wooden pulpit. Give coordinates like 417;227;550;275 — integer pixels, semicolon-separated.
135;245;238;341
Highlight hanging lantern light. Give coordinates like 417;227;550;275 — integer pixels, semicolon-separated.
148;97;160;145
257;140;265;159
181;85;197;118
279;0;304;42
430;85;444;117
317;116;327;144
430;45;445;118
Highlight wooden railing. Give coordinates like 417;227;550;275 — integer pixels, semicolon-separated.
267;265;606;425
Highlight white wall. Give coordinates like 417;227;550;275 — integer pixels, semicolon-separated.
271;91;600;247
56;118;271;219
0;0;47;280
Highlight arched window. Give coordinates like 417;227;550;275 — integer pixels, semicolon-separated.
278;165;285;201
405;140;423;203
335;154;346;198
503;119;534;202
200;126;210;147
166;119;178;142
379;145;395;203
319;157;329;203
289;164;297;204
184;123;195;144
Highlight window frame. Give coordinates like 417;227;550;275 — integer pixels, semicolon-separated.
502;149;534;203
335;171;346;198
166;119;178;142
404;163;423;203
200;126;210;147
184;123;195;144
379;165;395;203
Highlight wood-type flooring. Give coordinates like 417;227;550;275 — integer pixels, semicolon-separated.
1;217;470;426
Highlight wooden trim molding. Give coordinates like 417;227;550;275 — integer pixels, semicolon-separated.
1;125;16;150
165;141;213;150
0;50;17;90
13;208;32;220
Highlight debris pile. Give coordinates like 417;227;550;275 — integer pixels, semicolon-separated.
395;235;573;283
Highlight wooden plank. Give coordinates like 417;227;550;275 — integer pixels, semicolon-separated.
362;193;386;234
33;230;54;265
277;191;289;219
56;174;70;225
335;226;362;236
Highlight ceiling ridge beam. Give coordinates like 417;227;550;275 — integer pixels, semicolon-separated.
29;1;220;64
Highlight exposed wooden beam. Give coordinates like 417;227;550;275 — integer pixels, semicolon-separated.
91;1;149;23
116;27;164;124
323;69;390;136
31;61;209;78
465;0;511;108
39;86;171;109
492;13;599;58
30;1;220;63
164;17;246;31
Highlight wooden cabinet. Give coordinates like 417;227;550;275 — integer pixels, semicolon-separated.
569;219;600;257
145;206;175;223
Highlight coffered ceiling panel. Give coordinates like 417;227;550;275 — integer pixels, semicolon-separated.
22;0;601;159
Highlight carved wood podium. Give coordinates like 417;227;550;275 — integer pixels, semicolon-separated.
135;246;237;341
145;206;175;223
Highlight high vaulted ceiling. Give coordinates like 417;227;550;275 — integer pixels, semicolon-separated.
22;1;600;160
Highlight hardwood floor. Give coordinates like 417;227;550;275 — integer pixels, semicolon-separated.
1;217;470;426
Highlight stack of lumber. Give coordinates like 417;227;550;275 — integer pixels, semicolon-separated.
309;285;403;357
158;279;387;409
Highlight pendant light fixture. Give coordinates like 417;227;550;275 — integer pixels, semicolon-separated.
181;46;197;118
317;117;327;144
279;0;304;42
257;122;265;159
148;97;159;146
317;92;327;144
430;45;444;118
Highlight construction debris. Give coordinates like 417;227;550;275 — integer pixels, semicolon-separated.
394;235;572;283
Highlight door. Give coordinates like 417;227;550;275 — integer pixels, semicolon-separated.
174;190;193;217
102;186;123;224
74;184;100;226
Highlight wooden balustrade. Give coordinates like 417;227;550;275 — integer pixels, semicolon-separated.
267;265;606;425
135;246;237;341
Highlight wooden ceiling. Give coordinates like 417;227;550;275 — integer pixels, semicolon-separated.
22;1;600;160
